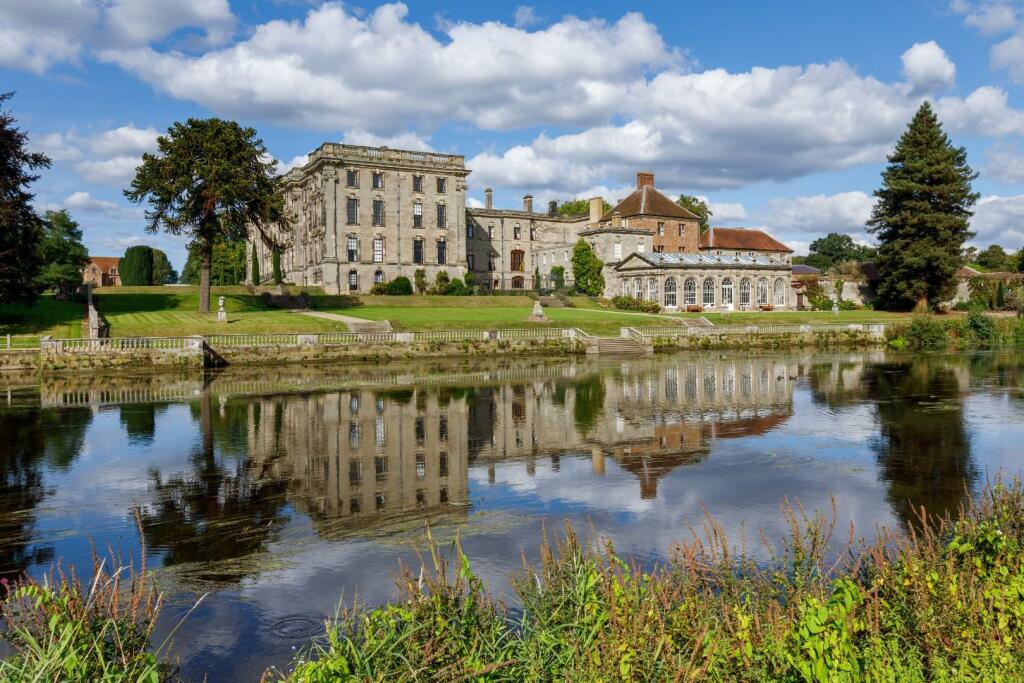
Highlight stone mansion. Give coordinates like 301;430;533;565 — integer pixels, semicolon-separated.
249;143;794;310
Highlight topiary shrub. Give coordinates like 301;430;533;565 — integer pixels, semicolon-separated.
384;276;413;295
120;245;154;285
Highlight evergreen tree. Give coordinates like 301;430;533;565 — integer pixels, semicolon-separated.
125;118;286;313
867;102;978;310
271;248;282;284
37;210;89;298
120;245;154;285
251;244;260;285
152;249;178;284
571;239;604;296
0;92;49;305
676;195;712;233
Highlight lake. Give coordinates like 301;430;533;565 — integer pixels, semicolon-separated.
1;350;1022;680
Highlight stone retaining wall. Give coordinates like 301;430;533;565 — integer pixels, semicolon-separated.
0;350;39;372
650;329;885;351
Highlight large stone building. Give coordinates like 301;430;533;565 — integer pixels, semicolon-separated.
251;143;795;309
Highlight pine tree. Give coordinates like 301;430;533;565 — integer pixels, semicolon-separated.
867;102;978;310
251;244;260;285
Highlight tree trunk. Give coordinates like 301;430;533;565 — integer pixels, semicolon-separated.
200;241;212;313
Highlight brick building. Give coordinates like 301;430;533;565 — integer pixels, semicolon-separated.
82;256;121;287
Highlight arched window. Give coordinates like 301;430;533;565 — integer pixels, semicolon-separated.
739;278;751;306
374;269;384;284
510;249;525;272
634;278;643;300
348;270;359;292
683;277;697;305
774;278;786;306
757;278;769;306
721;278;733;305
511;275;525;289
702;278;715;307
664;277;677;307
622;279;630;297
648;277;658;303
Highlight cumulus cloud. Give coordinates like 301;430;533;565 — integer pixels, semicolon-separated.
341;130;434;151
954;1;1018;35
985;145;1024;184
901;41;956;92
970;194;1024;247
57;191;143;218
762;192;876;236
992;32;1024;82
37;125;159;186
514;5;541;28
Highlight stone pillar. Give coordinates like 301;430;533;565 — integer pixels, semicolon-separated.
322;169;341;293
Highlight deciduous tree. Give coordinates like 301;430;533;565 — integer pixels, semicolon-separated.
976;244;1010;272
37;210;88;298
676;195;712;233
867;102;978;310
571;239;604;296
803;233;875;272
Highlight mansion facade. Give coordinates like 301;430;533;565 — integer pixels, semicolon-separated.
250;143;794;310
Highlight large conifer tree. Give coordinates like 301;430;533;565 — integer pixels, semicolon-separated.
867;102;978;310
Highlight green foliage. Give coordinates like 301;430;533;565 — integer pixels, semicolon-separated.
611;295;660;313
903;316;949;350
151;248;177;285
36;210;88;298
997;281;1007;309
550;265;565;290
803;233;875;272
676;193;712;232
572;374;606;436
448;278;468;295
0;92;49;306
271;249;282;284
556;198;609;217
804;280;834;311
414;268;428;294
977;244;1011;272
965;309;997;348
571;239;604;296
119;245;154;286
867;102;979;310
250;244;260;285
124;117;287;312
183;239;246;285
383;276;413;295
432;270;451;295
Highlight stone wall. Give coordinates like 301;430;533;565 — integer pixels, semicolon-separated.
649;328;885;351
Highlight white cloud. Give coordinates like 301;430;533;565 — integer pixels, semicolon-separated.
992;32;1024;82
762;191;876;236
707;200;748;222
35;125;159;187
99;3;680;132
985;144;1024;184
937;86;1024;135
901;41;956;92
514;5;541;29
57;191;143;218
970;194;1024;247
104;0;235;46
964;3;1018;34
340;130;433;151
278;154;309;173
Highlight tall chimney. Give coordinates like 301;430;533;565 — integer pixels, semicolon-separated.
589;197;603;226
636;171;654;189
611;211;622;228
523;194;533;213
484;188;493;210
548;200;557;216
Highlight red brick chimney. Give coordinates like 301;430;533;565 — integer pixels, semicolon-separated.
636;171;654;189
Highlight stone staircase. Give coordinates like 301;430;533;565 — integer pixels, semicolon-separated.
592;336;648;355
346;320;393;334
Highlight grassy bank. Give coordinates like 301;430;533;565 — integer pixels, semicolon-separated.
0;294;83;345
888;311;1024;351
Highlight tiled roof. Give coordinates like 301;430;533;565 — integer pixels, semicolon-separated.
792;264;821;275
700;227;793;253
602;186;698;220
87;256;120;272
618;252;786;269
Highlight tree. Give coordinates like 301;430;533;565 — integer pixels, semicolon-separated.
803;233;876;272
1016;251;1024;273
125;118;286;313
271;248;283;284
867;102;978;310
571;239;604;296
120;245;154;286
36;210;88;298
976;244;1010;272
414;268;427;294
433;270;451;295
676;195;712;233
557;198;610;217
182;239;246;285
250;244;260;285
152;249;178;284
0;92;49;305
550;265;565;290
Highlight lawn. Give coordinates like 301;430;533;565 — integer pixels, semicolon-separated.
0;295;83;346
94;286;345;337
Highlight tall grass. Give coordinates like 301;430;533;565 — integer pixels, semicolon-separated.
277;480;1024;682
888;312;1024;351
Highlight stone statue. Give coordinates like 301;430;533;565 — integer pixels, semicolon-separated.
217;296;227;323
529;300;548;321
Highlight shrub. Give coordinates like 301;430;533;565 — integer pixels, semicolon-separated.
251;244;260;284
414;268;427;294
383;276;413;295
119;245;154;286
550;265;565;290
905;316;948;350
965;309;997;348
611;295;660;313
448;278;467;296
432;270;451;295
271;249;283;285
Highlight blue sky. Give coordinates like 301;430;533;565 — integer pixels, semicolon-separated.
3;0;1023;270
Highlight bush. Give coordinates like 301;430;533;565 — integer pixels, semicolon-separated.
432;270;451;295
448;278;467;296
904;316;948;351
611;295;660;313
414;268;427;294
965;309;997;348
550;265;565;290
119;245;154;286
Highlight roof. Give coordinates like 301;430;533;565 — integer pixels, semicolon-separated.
700;227;793;253
86;256;120;271
602;185;698;220
578;226;652;237
955;266;980;278
616;251;788;270
792;264;821;275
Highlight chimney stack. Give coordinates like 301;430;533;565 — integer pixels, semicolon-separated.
636;171;654;189
611;211;622;228
589;197;604;226
484;188;493;210
548;200;557;216
523;194;533;213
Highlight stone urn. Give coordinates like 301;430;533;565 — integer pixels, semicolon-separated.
217;296;227;323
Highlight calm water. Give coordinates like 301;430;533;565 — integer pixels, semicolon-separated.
2;351;1023;680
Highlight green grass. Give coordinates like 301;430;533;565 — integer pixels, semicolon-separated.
0;294;83;345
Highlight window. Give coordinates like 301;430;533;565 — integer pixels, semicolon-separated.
349;459;361;484
437;204;447;228
412;174;423;192
487;224;494;239
774;278;786;306
664;278;677;307
348;270;359;291
721;278;734;305
703;278;715;307
613;242;622;260
657;222;664;236
467;253;475;270
678;224;685;237
487;255;495;271
637;242;645;253
436;176;447;193
346;169;358;187
437;239;447;264
757;278;769;306
374;270;384;284
513;224;521;240
739;278;751;306
511;276;524;289
466;223;473;239
372;171;384;189
634;278;643;300
683;277;696;305
648;277;658;302
413;202;422;228
622;279;630;297
375;415;385;445
530;226;536;241
510;249;525;272
413;239;424;264
654;245;664;253
347;236;359;262
346;198;358;224
372;237;384;263
372;199;384;226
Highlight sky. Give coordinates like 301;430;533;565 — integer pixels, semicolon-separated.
2;0;1024;271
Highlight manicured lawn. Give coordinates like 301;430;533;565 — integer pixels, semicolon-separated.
95;286;344;337
0;295;83;345
675;310;913;326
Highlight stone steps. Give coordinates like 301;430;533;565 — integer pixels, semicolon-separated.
594;337;647;355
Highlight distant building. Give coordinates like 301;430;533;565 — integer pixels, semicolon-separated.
792;264;821;276
82;256;121;287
